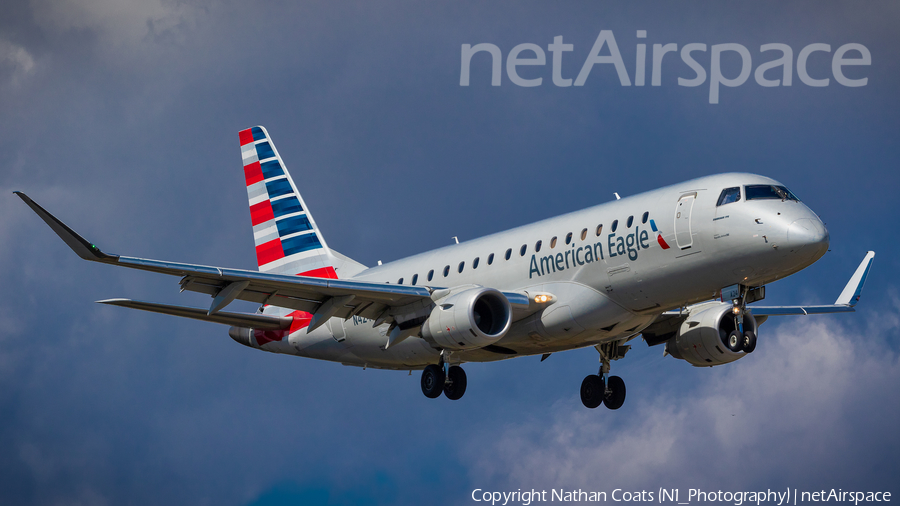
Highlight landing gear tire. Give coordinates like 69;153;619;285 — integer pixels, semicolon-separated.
604;375;626;410
444;366;467;400
742;330;757;353
421;364;445;399
726;330;743;352
580;374;605;409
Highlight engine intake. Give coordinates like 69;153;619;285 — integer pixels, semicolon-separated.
665;302;759;367
421;287;512;351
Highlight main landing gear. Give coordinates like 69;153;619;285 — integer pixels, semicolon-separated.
421;351;467;400
580;341;628;410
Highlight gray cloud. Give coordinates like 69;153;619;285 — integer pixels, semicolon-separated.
465;307;900;494
28;0;199;45
0;38;34;84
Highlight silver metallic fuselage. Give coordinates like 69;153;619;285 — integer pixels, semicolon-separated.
257;173;829;369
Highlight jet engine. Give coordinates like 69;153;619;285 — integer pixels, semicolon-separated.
665;302;759;367
420;287;512;351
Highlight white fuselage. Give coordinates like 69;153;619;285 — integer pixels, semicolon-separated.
255;173;829;369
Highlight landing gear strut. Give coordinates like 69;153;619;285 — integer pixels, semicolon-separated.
580;341;628;410
421;351;468;400
724;287;758;354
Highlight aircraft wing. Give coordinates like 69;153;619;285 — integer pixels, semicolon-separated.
15;192;529;330
749;251;874;315
641;251;874;346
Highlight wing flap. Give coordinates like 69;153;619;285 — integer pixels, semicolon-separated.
118;255;432;307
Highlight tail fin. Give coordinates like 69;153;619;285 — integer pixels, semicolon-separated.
239;126;338;278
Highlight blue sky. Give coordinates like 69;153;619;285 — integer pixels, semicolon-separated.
1;1;898;505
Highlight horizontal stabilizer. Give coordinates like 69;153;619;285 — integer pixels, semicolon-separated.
97;299;292;330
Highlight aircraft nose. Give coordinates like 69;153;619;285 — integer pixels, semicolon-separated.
786;218;829;259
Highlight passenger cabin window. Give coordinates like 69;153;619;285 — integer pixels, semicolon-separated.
535;240;542;252
744;184;800;202
565;232;573;245
642;212;648;224
550;236;557;248
519;244;527;256
412;274;418;285
580;228;587;240
443;265;450;277
626;216;633;228
458;261;465;273
505;248;512;260
611;220;618;232
398;278;403;284
473;257;480;269
487;253;494;265
717;187;741;206
596;224;603;236
427;269;434;281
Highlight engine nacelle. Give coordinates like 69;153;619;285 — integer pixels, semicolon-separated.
665;302;759;367
421;287;512;351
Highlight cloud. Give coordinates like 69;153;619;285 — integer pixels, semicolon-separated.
28;0;199;47
0;38;34;84
465;309;900;492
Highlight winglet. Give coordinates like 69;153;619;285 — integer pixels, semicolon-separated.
14;191;118;262
835;251;875;306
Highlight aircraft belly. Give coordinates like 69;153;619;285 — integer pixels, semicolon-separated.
458;312;656;361
474;281;639;356
284;325;359;363
337;318;439;368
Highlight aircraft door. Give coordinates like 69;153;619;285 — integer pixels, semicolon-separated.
674;193;696;250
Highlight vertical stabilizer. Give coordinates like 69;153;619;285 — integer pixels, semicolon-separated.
239;126;338;278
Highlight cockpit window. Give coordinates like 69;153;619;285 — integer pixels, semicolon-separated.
716;187;741;206
745;185;800;202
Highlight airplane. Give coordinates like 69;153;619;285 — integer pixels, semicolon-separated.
15;125;875;410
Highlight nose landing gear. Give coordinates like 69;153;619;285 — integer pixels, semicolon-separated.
742;330;757;353
724;286;759;354
580;341;628;410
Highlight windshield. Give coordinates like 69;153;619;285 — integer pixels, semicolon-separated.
716;187;741;206
744;184;800;202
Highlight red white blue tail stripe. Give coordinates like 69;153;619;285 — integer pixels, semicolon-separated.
239;126;338;279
